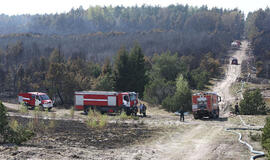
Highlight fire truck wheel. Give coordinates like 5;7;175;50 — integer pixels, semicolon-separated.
209;113;214;119
84;106;89;115
194;115;199;119
48;107;52;112
126;110;131;116
39;105;44;111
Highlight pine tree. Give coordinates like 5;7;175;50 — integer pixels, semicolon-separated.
114;47;130;92
129;44;147;97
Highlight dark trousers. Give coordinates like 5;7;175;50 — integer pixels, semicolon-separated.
180;114;184;121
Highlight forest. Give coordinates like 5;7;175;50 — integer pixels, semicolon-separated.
245;8;270;78
0;5;245;111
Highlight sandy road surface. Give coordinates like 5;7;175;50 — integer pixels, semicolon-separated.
213;41;248;114
1;41;256;160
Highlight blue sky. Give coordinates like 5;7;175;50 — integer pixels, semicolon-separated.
1;0;269;15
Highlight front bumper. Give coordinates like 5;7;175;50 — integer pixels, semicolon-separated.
42;103;53;108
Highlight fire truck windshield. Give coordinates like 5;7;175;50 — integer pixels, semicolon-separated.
198;100;206;105
39;95;50;100
129;94;136;101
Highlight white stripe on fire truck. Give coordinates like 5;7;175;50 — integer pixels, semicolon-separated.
23;97;30;100
84;99;107;102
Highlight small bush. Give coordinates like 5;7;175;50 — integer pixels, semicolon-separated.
131;115;139;120
249;131;261;141
85;110;108;129
9;119;19;131
70;106;75;119
0;101;34;145
262;117;270;157
7;125;34;145
240;89;267;115
119;112;129;120
99;115;108;128
20;103;29;114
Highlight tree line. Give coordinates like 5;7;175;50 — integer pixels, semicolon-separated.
0;42;222;112
245;8;270;78
0;5;244;112
0;5;243;35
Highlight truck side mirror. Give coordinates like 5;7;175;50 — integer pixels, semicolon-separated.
218;96;222;102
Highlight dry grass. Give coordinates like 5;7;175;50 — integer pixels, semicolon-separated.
85;110;108;129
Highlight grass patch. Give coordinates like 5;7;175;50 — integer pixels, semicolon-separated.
229;82;243;97
119;112;129;120
19;103;29;114
249;131;261;141
85;110;108;129
118;112;139;121
70;106;75;119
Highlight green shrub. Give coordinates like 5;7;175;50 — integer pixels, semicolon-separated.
119;112;129;120
249;131;261;141
262;117;270;157
240;89;267;115
20;103;29;114
70;106;75;119
0;101;34;145
0;101;9;142
7;125;34;145
9;119;19;131
86;110;108;128
162;75;191;112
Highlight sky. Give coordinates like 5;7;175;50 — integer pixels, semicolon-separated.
0;0;269;15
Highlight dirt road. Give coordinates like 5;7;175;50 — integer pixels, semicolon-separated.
213;41;248;114
0;41;262;160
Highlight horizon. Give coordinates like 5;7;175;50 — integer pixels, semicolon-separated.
1;0;270;16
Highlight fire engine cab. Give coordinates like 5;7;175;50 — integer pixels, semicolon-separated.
192;92;221;119
18;92;53;111
74;91;138;115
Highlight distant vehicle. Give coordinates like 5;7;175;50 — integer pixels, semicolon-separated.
192;92;221;119
231;40;241;49
18;92;53;111
231;58;238;65
74;91;138;115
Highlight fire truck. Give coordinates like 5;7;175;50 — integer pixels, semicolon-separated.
192;92;221;119
231;40;241;49
18;92;53;111
74;91;138;115
231;58;238;65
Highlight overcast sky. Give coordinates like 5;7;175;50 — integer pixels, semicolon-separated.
1;0;269;15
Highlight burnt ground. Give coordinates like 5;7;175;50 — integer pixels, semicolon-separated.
6;117;159;149
0;116;162;160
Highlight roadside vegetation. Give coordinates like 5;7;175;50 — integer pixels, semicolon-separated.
245;9;270;79
85;110;108;129
262;117;270;158
240;89;267;115
0;101;34;144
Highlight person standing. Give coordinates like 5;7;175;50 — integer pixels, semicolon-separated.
140;103;146;117
235;102;240;115
180;107;184;122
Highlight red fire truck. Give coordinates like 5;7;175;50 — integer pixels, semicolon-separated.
74;91;138;115
18;92;53;111
192;92;221;119
231;58;238;65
